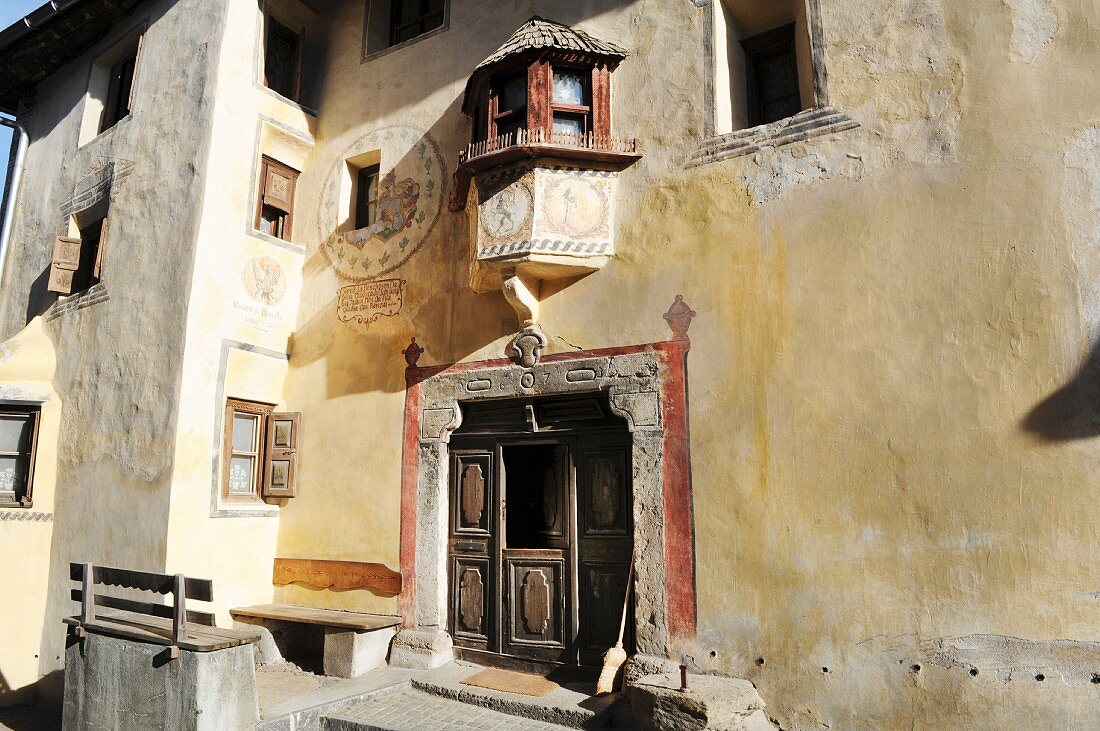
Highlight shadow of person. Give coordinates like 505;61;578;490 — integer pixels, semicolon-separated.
1023;339;1100;441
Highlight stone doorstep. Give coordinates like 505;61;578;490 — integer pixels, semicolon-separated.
258;666;419;730
407;661;623;729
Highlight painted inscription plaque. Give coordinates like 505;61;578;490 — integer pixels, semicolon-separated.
337;278;405;327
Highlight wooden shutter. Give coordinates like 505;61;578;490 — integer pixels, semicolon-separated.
262;161;296;213
92;216;109;280
47;236;83;294
262;412;299;498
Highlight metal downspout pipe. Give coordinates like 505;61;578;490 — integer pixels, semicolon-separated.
0;117;28;294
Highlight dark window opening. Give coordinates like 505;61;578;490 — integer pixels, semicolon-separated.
389;0;446;46
73;218;104;293
259;206;287;239
355;164;381;229
100;50;138;133
490;72;527;141
742;23;802;126
265;17;301;102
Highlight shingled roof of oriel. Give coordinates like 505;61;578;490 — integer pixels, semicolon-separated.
474;16;627;72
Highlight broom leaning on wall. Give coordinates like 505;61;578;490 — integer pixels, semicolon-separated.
596;549;635;695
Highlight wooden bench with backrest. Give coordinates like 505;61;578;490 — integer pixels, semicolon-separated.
66;562;259;658
230;557;403;678
63;563;264;729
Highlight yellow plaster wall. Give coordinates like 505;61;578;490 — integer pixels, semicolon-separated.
273;0;1100;727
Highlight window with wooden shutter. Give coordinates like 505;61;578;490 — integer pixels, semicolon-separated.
100;40;140;133
255;156;299;241
49;215;108;296
262;412;300;498
47;236;83;295
264;16;301;102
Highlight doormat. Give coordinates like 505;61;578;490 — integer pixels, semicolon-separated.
460;668;560;697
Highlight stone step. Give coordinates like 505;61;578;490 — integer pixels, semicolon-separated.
407;661;623;729
321;689;572;731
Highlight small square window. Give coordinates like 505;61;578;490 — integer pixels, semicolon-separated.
48;213;109;296
100;49;138;133
255;156;299;241
265;16;301;102
222;399;300;503
0;406;40;508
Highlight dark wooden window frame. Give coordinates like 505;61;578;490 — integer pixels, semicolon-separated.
99;40;140;134
264;13;302;103
474;58;613;145
355;164;382;230
0;405;41;509
741;23;802;127
223;398;274;504
254;156;300;241
549;66;592;136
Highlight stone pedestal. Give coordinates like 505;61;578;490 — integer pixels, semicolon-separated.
323;626;396;678
63;632;259;731
388;629;453;670
626;672;772;731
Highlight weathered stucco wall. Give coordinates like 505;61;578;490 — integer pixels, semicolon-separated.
0;0;1097;726
275;0;1100;727
0;0;230;704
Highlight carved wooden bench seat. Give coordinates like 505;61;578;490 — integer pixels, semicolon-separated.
229;558;403;678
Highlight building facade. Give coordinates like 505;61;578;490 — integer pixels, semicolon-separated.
0;0;1098;728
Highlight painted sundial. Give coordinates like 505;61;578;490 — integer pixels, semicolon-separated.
318;126;445;281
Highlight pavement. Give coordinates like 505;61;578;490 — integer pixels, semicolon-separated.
324;689;570;731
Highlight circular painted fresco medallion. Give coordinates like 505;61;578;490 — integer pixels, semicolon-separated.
541;177;609;239
480;183;533;242
241;256;286;305
318;126;445;281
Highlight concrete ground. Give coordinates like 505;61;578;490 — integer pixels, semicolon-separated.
325;688;569;731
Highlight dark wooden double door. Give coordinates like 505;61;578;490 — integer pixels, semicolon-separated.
448;431;633;666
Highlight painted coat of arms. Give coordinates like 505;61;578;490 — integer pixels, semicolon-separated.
319;126;445;282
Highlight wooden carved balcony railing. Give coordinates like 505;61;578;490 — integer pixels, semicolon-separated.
459;128;639;164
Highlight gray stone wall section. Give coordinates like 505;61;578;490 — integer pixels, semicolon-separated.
63;632;259;730
413;350;674;659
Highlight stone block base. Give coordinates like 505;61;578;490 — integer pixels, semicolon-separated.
63;632;259;731
626;672;771;731
323;625;396;678
388;629;453;670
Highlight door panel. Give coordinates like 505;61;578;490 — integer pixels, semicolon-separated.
503;554;568;660
449;449;498;653
575;437;633;665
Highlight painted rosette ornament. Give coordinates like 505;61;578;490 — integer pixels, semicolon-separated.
318;126;445;282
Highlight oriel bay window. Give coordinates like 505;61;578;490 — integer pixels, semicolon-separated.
0;406;39;508
223;399;300;502
464;18;625;149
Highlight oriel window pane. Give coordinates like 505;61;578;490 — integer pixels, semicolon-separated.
552;115;584;136
501;75;527;112
552;71;586;106
232;413;258;453
0;414;31;453
229;456;256;494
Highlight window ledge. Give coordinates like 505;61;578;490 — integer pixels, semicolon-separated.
255;84;318;117
248;227;306;254
690;106;859;168
46;282;109;321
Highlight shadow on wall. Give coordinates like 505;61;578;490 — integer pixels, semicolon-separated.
1023;340;1100;441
